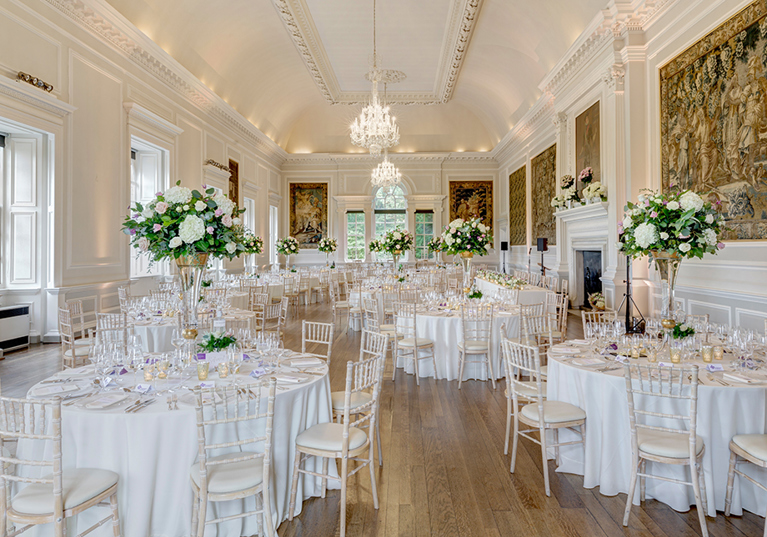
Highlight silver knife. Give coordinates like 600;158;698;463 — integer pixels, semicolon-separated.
133;399;156;413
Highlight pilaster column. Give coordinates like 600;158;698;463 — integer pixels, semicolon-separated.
553;111;570;279
363;206;374;262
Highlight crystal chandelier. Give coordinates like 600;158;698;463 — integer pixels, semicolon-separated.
349;0;403;157
371;150;401;188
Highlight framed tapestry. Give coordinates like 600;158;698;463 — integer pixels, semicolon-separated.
289;182;328;249
575;101;600;187
228;159;239;204
660;0;767;240
448;181;494;242
508;165;527;246
531;144;557;245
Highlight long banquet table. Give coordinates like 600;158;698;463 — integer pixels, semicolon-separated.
18;354;337;537
473;276;552;306
547;340;767;518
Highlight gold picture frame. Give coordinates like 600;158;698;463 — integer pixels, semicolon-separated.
289;182;328;249
448;180;494;242
531;144;557;246
508;165;527;246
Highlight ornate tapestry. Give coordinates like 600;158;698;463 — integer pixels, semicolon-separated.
228;159;239;204
576;101;600;188
508;165;527;245
289;182;328;249
448;180;494;242
531;144;557;245
660;0;767;240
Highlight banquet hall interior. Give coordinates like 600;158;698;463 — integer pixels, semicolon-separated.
1;0;767;535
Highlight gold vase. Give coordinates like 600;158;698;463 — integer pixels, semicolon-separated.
176;253;209;340
459;251;474;293
650;250;681;330
392;249;402;269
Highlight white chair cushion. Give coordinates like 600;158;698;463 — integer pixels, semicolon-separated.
296;423;368;452
331;391;373;411
458;340;489;352
189;452;264;494
732;434;767;462
74;337;93;347
11;468;118;515
64;346;90;358
350;308;362;314
520;401;585;425
637;429;704;459
398;337;433;348
540;365;548;377
380;323;395;331
334;301;350;309
506;381;547;399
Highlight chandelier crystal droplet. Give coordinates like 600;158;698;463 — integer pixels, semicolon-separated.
371;152;401;189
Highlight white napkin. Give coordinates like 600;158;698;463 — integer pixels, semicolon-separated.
570;357;604;367
290;357;325;367
275;374;305;384
31;384;80;397
551;346;581;354
723;373;758;384
84;393;129;409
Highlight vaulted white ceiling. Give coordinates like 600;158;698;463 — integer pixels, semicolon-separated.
104;0;606;154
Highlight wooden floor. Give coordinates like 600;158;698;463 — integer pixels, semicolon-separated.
1;304;763;537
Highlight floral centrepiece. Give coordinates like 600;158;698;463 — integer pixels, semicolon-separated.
671;323;695;340
427;236;444;254
198;331;237;353
588;292;605;310
381;228;414;254
466;287;483;300
583;181;607;202
241;233;264;255
368;239;382;253
475;269;524;289
317;237;338;254
440;218;493;256
276;236;300;256
122;182;252;261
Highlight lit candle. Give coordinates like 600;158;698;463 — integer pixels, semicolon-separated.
713;346;724;361
669;347;682;364
631;346;641;359
647;349;658;363
143;363;155;382
701;344;713;363
197;361;209;381
217;363;229;378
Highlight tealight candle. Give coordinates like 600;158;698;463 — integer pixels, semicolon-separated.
218;363;229;378
197;361;209;381
631;346;641;359
669;347;682;364
143;363;155;382
647;349;658;363
701;344;713;363
713;346;724;360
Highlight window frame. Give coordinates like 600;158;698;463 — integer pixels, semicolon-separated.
346;211;366;262
414;210;435;260
373;186;407;261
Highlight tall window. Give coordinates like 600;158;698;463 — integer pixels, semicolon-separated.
243;197;256;270
269;205;278;265
414;211;434;259
374;186;407;260
130;138;168;278
346;211;365;261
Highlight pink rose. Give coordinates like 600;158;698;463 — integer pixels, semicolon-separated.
215;209;223;217
153;223;162;232
155;202;169;214
137;237;150;251
717;242;725;250
650;211;658;218
155;191;163;197
222;215;233;227
207;226;214;234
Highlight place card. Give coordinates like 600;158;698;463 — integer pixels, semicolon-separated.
200;381;216;389
250;368;267;378
614;355;630;363
135;384;153;394
705;364;724;372
657;362;675;368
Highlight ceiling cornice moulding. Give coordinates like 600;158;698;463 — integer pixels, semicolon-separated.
42;0;288;164
271;0;482;105
283;151;496;166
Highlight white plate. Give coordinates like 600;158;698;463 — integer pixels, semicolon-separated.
30;384;81;397
83;393;130;409
274;374;308;384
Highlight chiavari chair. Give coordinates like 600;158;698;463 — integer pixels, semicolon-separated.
725;433;767;537
457;303;496;389
65;299;92;347
58;308;90;369
190;380;277;537
581;310;617;335
283;276;300;317
301;321;334;364
117;286;130;315
330;281;353;333
392;302;436;385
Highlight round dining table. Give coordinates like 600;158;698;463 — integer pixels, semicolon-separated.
473;277;552;306
18;352;337;537
547;339;767;519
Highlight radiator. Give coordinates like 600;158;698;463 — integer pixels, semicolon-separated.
0;305;31;354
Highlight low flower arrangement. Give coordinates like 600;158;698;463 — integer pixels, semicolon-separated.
122;182;250;261
618;189;724;259
583;181;607;202
369;239;382;253
317;237;338;254
467;288;483;300
672;323;695;339
579;167;594;184
440;218;493;256
276;236;300;256
381;228;414;253
588;292;605;311
241;233;264;255
427;236;444;253
475;269;524;289
198;331;237;352
551;175;580;210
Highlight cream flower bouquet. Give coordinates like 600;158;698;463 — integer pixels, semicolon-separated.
276;236;300;256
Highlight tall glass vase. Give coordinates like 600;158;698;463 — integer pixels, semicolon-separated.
176;253;209;341
284;254;291;271
651;250;682;330
392;249;402;270
459;251;474;293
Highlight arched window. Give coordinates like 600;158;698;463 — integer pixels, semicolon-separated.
374;186;407;260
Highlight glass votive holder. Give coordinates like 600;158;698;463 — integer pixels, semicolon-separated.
669;345;682;364
157;356;170;379
143;362;155;382
713;346;724;360
701;344;713;363
217;363;229;378
631;345;641;359
647;348;658;363
197;361;209;381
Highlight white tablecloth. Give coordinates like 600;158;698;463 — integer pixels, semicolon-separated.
19;359;337;536
474;278;551;306
548;346;767;518
395;309;520;381
132;320;177;353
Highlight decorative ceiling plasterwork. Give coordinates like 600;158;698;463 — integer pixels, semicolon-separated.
283;152;497;166
42;0;288;164
271;0;482;105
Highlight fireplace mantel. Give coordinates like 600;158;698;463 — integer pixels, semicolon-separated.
555;201;608;222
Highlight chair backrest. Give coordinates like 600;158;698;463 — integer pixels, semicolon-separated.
460;304;494;344
686;313;710;325
393;301;417;339
359;329;388;362
559;279;569;296
298;276;310;292
301;321;334;361
362;299;381;332
522;313;555;346
66;299;88;339
283;276;296;295
529;273;542;287
0;396;64;528
194;380;276;500
58;307;76;350
501;339;545;404
623;364;700;460
519;302;545;320
118;286;130;313
249;291;270;312
96;313;128;343
582;310;618;335
338;355;385;455
399;288;419;304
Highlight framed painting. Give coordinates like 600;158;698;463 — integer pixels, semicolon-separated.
575;101;600;187
508;165;527;246
228;159;239;204
289;182;328;249
531;144;557;246
660;0;767;240
448;180;494;241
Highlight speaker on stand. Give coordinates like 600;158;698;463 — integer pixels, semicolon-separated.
500;241;508;273
536;238;550;276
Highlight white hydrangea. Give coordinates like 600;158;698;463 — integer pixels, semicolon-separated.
178;215;205;244
141;208;153;219
213;194;236;216
679;191;704;212
169;236;182;248
634;222;658;249
225;242;237;254
449;219;463;229
623;215;633;229
164;186;192;205
703;228;718;246
679;242;691;253
195;201;207;211
667;201;680;211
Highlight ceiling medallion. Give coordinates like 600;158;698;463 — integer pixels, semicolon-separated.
349;0;403;157
371;150;401;189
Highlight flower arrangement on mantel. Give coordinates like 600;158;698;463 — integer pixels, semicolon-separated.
439;218;493;255
583;181;607;203
617;189;724;259
317;237;338;254
122;182;252;261
381;228;414;254
475;269;525;289
276;236;300;256
552;169;607;210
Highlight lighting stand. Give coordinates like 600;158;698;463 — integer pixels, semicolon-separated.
617;255;645;334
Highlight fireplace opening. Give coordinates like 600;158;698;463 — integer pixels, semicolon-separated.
581;251;602;308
